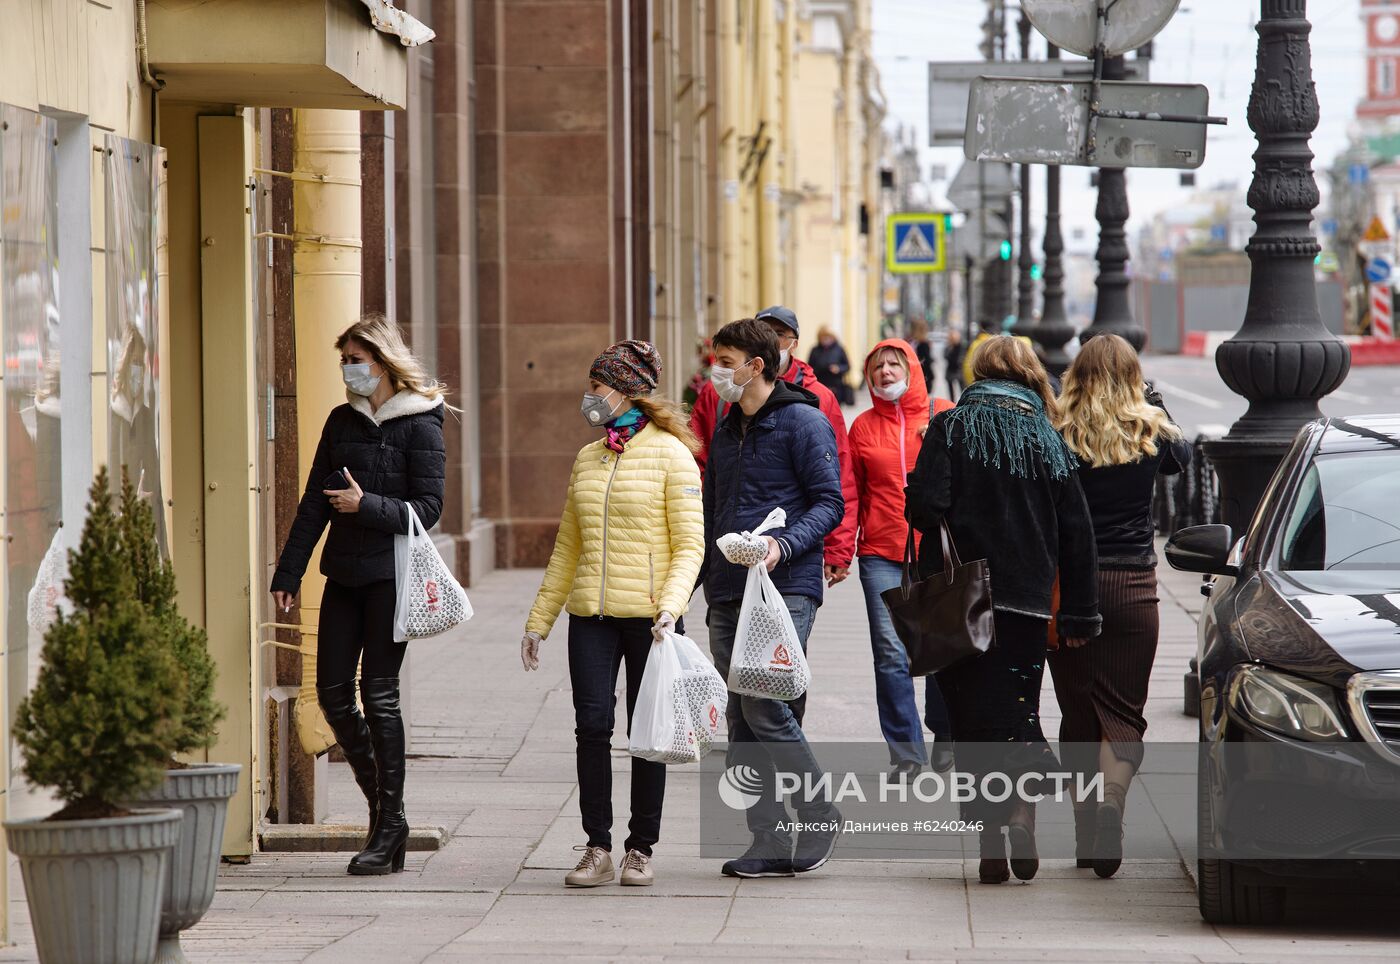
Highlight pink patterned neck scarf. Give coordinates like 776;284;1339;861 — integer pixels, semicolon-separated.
604;413;649;453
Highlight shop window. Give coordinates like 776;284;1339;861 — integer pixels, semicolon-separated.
1;105;62;766
103;135;167;552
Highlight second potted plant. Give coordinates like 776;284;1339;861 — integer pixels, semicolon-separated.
117;474;239;964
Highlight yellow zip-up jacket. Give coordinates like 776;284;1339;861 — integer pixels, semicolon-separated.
526;422;705;637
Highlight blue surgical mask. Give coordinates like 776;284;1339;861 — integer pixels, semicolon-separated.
342;363;382;397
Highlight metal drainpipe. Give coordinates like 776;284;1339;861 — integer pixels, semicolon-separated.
290;109;363;756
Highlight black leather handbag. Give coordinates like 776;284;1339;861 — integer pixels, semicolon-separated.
881;521;995;676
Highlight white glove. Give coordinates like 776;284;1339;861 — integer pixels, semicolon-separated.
652;612;676;642
521;631;542;671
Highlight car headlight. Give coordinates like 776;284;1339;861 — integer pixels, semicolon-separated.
1227;664;1348;741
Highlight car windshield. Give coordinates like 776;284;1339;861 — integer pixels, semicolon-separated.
1279;452;1400;571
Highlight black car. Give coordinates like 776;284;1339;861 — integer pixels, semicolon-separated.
1167;415;1400;925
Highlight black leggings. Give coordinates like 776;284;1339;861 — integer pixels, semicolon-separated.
317;579;407;686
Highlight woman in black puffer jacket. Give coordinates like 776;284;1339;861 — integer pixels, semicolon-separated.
271;314;446;877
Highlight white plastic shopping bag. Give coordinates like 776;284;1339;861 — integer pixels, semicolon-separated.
721;507;811;701
630;631;728;764
27;527;69;636
393;504;473;642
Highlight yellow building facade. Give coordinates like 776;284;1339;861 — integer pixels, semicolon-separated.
718;0;886;371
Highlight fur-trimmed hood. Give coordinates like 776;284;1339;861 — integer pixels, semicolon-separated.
348;389;444;426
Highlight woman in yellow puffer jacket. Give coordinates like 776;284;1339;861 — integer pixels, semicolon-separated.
520;340;704;889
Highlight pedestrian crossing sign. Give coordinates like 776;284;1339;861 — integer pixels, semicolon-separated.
887;213;947;274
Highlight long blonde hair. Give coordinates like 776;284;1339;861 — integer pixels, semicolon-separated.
1056;334;1182;467
970;335;1059;417
634;395;701;455
335;314;447;401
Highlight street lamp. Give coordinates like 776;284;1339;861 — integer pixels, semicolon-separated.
1203;0;1350;532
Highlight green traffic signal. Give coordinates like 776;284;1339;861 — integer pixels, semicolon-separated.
1030;263;1042;281
999;240;1012;261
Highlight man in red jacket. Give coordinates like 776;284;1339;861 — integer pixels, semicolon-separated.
691;306;858;585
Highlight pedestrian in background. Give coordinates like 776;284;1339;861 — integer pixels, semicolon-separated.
848;339;954;777
1050;334;1190;879
908;320;934;392
691;305;858;588
520;340;705;888
809;327;854;405
271;315;447;876
905;335;1099;885
942;328;965;401
703;319;846;879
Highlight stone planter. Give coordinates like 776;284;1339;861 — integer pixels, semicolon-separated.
128;763;242;964
5;808;182;964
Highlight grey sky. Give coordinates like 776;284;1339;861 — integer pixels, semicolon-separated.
871;0;1365;257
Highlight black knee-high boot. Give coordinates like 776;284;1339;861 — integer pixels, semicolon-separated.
349;677;409;875
317;681;379;840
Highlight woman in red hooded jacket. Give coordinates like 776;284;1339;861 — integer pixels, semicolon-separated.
849;339;955;776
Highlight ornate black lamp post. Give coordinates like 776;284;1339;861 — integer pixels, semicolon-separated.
1031;42;1075;373
1203;0;1349;531
1012;13;1037;332
1079;55;1146;350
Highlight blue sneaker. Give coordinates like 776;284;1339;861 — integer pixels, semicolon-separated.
720;840;794;878
792;810;842;873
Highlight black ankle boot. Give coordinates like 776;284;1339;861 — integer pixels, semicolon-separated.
1006;802;1039;881
1073;804;1096;869
349;677;410;876
317;681;379;841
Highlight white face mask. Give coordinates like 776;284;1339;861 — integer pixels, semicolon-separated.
342;363;382;397
778;348;791;371
710;358;756;403
872;379;908;402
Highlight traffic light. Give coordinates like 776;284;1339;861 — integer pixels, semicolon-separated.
1030;263;1042;281
999;240;1012;261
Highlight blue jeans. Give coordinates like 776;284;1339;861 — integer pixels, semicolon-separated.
858;556;950;764
709;593;833;856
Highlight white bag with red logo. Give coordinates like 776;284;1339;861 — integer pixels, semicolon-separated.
728;546;811;701
392;504;472;642
630;631;727;764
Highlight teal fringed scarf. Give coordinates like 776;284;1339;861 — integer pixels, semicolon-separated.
944;379;1076;481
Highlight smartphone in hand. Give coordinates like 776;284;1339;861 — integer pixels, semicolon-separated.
322;469;350;491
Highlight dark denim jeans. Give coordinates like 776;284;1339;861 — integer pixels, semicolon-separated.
709;593;833;856
568;614;681;855
857;556;950;765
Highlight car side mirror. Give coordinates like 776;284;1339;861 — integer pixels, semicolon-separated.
1165;524;1238;577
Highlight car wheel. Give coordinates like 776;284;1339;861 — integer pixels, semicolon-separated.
1197;857;1286;925
1196;727;1286;925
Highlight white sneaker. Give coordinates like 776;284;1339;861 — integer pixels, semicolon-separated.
564;845;614;887
619;849;654;886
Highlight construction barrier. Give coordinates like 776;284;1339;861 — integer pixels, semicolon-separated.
1182;331;1400;365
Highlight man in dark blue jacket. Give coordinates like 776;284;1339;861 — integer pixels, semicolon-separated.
703;318;845;878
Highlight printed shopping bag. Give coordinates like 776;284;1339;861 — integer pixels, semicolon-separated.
727;566;811;701
670;632;728;753
393;504;473;642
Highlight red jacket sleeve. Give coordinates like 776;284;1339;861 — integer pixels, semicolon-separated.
690;380;720;479
817;389;858;569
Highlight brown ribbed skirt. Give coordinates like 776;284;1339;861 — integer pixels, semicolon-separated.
1048;567;1159;771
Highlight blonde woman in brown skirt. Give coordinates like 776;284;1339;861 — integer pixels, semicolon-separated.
1050;334;1191;879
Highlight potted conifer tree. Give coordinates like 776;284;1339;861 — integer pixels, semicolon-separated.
117;473;239;964
4;468;186;964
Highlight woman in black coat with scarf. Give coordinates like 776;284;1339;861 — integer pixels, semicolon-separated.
271;314;447;877
905;335;1100;885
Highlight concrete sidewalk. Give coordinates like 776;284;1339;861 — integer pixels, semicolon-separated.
6;549;1400;961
